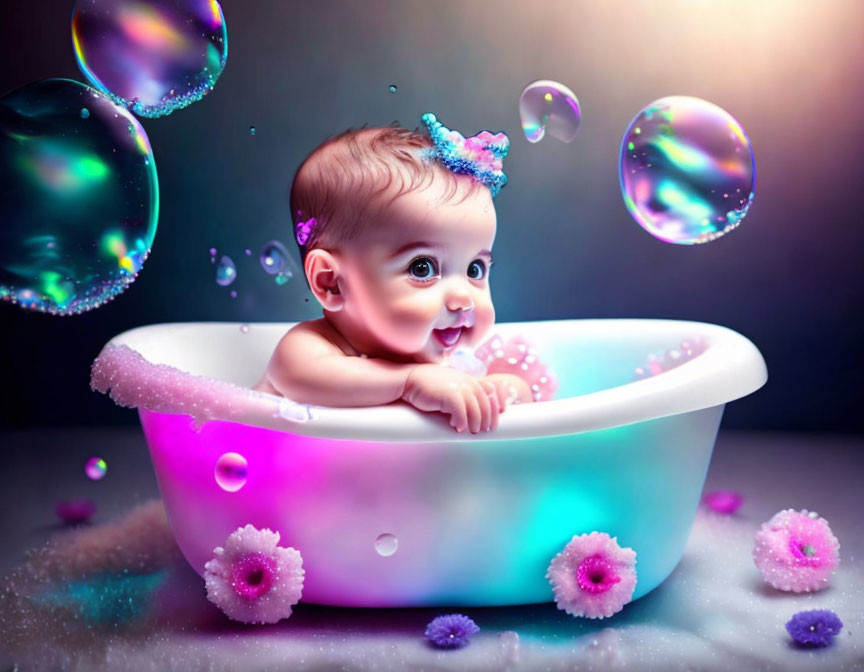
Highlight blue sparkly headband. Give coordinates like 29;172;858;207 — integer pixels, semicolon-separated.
420;112;509;197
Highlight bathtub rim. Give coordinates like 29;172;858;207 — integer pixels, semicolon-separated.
102;318;767;442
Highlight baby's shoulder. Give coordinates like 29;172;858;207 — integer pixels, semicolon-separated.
272;319;349;362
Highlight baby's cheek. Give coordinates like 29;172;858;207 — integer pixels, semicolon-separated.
384;295;440;343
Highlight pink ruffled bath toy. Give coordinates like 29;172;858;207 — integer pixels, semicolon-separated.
473;333;558;401
752;509;840;592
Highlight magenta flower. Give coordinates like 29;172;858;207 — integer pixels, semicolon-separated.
204;524;304;624
703;489;744;514
546;532;637;619
752;509;840;592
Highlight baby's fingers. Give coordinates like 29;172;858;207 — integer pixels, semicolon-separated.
463;387;482;434
446;392;468;433
473;381;493;432
479;380;501;431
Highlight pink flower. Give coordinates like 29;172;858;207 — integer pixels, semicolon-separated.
752;509;840;592
546;532;637;619
204;524;304;624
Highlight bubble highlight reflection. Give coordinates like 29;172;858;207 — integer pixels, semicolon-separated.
619;96;755;245
72;0;228;118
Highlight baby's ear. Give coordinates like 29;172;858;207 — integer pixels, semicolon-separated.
305;249;344;311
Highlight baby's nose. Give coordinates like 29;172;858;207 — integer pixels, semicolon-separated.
445;286;474;312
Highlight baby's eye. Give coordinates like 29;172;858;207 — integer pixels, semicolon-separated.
467;260;487;280
408;257;438;281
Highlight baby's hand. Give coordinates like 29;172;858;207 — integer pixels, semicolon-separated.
479;373;534;407
401;364;502;433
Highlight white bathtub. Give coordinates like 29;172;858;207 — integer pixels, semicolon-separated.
94;318;767;607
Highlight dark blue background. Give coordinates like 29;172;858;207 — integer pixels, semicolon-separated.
1;0;862;431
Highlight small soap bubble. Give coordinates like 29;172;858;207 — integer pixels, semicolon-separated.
229;289;237;298
80;107;90;119
244;248;251;256
72;0;229;118
84;456;107;480
214;452;247;492
619;96;755;244
260;240;300;284
260;240;288;275
249;126;256;136
209;247;217;256
388;84;397;93
519;80;582;143
375;533;398;557
215;255;236;286
239;323;249;333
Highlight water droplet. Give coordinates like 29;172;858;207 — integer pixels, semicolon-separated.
84;456;107;480
375;533;398;556
214;452;247;492
239;324;249;333
80;107;90;119
249;126;256;135
215;255;236;286
519;80;581;143
388;84;397;93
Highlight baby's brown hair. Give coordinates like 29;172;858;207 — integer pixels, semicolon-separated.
289;122;484;275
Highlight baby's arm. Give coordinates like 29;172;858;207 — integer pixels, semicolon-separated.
262;325;501;432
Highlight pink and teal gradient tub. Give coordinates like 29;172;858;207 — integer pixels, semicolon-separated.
95;318;767;607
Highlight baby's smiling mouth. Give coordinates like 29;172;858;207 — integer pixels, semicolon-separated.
433;327;465;348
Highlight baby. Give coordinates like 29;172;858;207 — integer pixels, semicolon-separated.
256;114;555;433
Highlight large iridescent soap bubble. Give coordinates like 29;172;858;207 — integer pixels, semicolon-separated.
619;96;755;244
72;0;228;118
0;79;158;314
519;80;582;144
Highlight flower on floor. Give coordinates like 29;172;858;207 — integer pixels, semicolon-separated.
546;531;637;619
204;524;304;624
425;613;480;649
786;609;843;647
702;489;744;514
752;509;839;592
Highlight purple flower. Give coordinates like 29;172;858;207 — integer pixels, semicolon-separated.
786;609;843;647
425;613;480;649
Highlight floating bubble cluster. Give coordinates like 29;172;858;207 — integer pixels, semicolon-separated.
214;452;248;492
619;96;755;244
519;80;582;144
72;0;228;118
260;240;300;285
0;79;158;314
85;456;108;480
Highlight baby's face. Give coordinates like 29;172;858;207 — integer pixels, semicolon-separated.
331;176;496;363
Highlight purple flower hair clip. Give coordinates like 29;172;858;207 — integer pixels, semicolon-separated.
295;215;316;246
420;112;509;197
